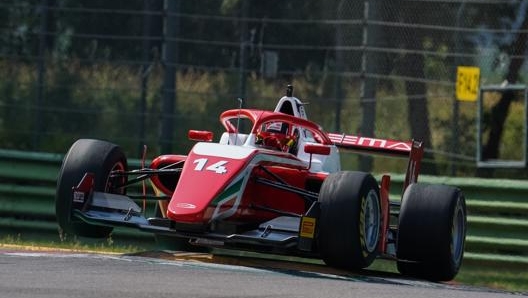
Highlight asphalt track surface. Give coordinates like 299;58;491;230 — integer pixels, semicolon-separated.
0;249;524;298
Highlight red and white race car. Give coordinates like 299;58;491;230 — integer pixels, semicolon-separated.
55;85;466;281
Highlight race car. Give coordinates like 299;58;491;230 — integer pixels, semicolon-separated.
55;85;466;281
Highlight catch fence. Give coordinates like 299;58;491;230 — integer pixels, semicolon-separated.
0;0;527;177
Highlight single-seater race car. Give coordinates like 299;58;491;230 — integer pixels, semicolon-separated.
55;85;466;281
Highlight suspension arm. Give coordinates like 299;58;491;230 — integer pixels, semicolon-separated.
254;177;319;202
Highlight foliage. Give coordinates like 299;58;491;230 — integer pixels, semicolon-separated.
0;0;527;178
1;56;527;178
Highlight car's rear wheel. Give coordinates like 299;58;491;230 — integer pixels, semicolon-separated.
56;139;127;238
396;183;466;281
318;171;381;270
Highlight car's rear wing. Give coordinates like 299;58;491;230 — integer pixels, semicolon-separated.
327;133;423;192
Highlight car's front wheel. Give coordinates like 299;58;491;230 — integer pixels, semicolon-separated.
55;139;127;238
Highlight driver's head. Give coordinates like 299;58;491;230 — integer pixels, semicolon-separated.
255;122;289;151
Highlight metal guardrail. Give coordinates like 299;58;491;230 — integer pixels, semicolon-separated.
386;174;528;269
0;149;527;268
0;149;157;248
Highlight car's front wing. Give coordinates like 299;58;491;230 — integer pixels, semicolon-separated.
72;188;319;256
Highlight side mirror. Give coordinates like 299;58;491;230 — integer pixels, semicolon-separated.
188;130;214;142
304;144;330;156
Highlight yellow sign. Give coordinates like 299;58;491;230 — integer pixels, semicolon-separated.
456;66;480;101
299;217;316;238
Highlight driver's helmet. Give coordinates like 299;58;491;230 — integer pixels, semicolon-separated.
255;122;297;153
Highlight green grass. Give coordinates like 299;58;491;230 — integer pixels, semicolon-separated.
456;265;528;293
0;234;145;254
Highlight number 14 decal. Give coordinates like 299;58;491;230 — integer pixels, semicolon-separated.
193;158;228;174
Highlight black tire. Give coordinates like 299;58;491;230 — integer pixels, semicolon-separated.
318;171;381;270
56;139;127;238
396;183;467;281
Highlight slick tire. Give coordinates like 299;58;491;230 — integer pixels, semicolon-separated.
56;139;127;238
318;171;381;270
396;183;467;281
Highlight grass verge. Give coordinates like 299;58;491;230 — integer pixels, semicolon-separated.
0;234;144;254
456;265;528;293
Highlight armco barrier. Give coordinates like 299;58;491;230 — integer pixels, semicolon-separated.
0;149;527;268
385;174;528;269
0;149;157;248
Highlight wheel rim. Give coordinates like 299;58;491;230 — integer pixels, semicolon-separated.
452;199;465;265
362;189;381;253
106;161;126;194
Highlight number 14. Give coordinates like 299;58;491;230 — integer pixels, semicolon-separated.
193;158;228;174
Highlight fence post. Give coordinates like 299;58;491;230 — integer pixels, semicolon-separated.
238;0;249;104
334;0;346;133
450;2;467;175
139;0;152;156
359;0;381;171
34;0;49;150
160;0;180;154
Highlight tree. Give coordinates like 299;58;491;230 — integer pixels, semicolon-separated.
394;1;437;174
482;13;528;161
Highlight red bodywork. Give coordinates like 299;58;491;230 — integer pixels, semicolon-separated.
67;99;425;261
62;93;466;282
146;109;337;225
146;107;423;257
